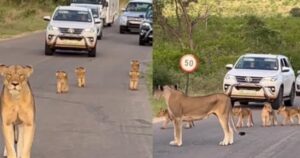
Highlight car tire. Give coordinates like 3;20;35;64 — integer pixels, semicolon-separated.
45;42;54;56
272;86;283;109
284;84;295;106
139;36;145;46
120;26;126;34
239;101;248;105
97;31;103;40
88;46;96;57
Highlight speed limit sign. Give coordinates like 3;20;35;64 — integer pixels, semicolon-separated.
179;54;199;73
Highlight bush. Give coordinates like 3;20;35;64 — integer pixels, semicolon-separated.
290;7;300;17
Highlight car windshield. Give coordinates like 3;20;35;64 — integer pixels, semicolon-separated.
71;0;102;4
235;57;278;70
91;8;99;18
126;2;152;12
145;9;153;19
53;9;92;23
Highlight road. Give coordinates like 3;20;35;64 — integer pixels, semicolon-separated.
0;24;152;158
154;98;300;158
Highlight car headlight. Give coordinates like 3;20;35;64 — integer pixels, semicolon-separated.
225;74;236;81
262;76;278;82
84;28;96;33
141;23;151;30
47;25;58;31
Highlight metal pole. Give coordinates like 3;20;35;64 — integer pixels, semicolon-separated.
185;73;189;95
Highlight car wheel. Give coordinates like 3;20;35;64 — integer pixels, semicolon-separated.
45;42;54;56
139;36;145;46
97;31;103;40
239;101;248;105
120;26;126;34
284;84;295;106
88;46;96;57
272;86;283;109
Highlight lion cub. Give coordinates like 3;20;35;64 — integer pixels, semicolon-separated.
130;60;140;72
157;108;195;129
129;71;139;90
232;106;254;128
75;67;86;87
261;103;277;127
277;105;300;125
56;71;69;93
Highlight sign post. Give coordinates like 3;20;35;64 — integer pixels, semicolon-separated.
179;54;199;95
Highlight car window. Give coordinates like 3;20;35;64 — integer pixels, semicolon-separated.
71;0;102;4
283;58;290;67
126;2;152;12
280;59;286;68
53;9;92;23
91;8;99;18
145;9;153;19
235;57;278;70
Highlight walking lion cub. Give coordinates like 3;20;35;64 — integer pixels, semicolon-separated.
56;71;69;93
75;67;86;88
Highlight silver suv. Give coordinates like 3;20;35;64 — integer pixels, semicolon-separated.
43;6;101;57
223;54;295;109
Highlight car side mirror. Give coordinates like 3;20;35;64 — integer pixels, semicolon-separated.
93;14;98;18
94;18;101;24
282;67;290;72
226;64;233;70
43;16;51;21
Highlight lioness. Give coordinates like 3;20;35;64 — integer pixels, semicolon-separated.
75;67;86;88
56;71;69;93
0;65;35;158
232;107;254;128
129;71;139;90
130;60;140;72
157;108;195;129
162;85;244;146
261;103;277;127
277;105;300;125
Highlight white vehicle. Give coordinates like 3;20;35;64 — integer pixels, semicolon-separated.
70;0;119;26
71;3;104;39
43;6;101;57
119;0;152;33
223;54;295;109
296;71;300;96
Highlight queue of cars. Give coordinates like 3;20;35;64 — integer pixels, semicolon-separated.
119;0;153;45
223;53;298;109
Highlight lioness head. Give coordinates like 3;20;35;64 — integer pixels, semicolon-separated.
75;67;86;77
0;65;33;95
56;71;67;80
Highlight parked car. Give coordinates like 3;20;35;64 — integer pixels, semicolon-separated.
223;53;295;109
71;3;104;39
139;5;152;45
70;0;119;26
119;0;152;34
43;6;101;57
296;71;300;96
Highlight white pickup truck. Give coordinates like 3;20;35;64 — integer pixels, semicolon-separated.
223;54;295;109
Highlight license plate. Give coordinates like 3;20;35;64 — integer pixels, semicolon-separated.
129;21;141;24
240;90;257;95
63;40;80;45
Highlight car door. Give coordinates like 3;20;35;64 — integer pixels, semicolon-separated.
281;58;294;96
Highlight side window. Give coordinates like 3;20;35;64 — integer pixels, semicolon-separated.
280;59;285;68
283;58;289;68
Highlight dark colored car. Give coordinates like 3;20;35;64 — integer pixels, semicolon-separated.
139;6;152;45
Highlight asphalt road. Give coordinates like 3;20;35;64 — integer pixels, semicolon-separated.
0;23;152;158
154;98;300;158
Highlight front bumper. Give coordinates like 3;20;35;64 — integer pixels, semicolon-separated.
224;83;278;101
46;34;96;50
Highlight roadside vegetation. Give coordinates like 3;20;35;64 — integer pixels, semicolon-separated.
152;0;300;114
0;0;128;38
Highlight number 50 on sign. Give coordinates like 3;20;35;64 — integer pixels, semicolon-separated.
179;54;199;73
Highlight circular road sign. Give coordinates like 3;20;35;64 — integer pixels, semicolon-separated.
179;54;199;73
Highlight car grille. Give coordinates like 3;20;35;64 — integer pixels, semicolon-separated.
236;76;263;83
59;28;83;34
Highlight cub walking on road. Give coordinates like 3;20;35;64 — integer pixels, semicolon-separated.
0;65;36;158
75;67;86;88
157;108;195;129
129;71;139;90
56;71;69;93
261;103;277;127
232;106;254;128
277;105;300;125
